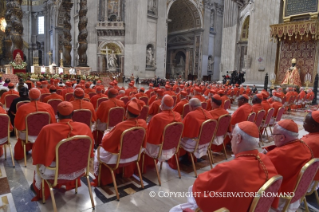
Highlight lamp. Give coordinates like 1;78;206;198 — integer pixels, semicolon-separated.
0;17;6;32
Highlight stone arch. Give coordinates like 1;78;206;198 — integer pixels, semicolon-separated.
98;41;125;55
239;15;250;42
167;0;203;32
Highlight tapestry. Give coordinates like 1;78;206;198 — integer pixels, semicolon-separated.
277;40;317;86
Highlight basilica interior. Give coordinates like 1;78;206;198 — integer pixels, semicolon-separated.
1;0;319;211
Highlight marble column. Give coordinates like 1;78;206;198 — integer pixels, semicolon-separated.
97;54;103;72
185;48;190;80
62;0;73;67
10;0;24;52
77;0;88;67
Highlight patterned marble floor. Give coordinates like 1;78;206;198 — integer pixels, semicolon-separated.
0;101;318;212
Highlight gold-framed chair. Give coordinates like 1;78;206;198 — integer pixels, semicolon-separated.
96;97;108;110
247;112;256;122
306;181;319;206
21;112;51;167
65;93;73;101
261;108;274;140
138;105;149;121
224;99;231;110
120;96;129;105
40;93;50;102
268;106;285;134
0;114;15;167
16;100;31;111
107;107;125;129
181;119;218;177
36;135;94;212
249;175;283;212
97;127;146;200
281;158;319;211
88;92;96;99
72;109;92;128
47;99;63;115
182;103;190;119
5;94;19;110
254;110;266;146
139;96;149;106
143;122;184;186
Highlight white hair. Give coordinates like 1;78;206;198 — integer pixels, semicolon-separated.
275;124;299;140
233;125;259;148
119;90;125;94
273;96;282;102
189;98;201;108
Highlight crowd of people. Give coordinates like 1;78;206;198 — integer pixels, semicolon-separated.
0;76;318;211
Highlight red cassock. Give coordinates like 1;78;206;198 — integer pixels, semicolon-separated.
40;88;50;94
302;133;319;181
31;119;94;201
61;88;74;99
261;100;271;117
135;92;148;99
0;90;19;104
43;93;64;103
84;88;96;94
164;90;176;96
270;102;283;118
246;88;251;94
168;108;213;169
0;107;13;156
173;99;189;115
71;99;97;122
265;141;312;193
148;95;157;105
94;118;148;186
299;90;306;100
145;88;154;98
193;94;206;103
14;101;56;160
252;103;264;119
239;87;245;94
148;99;162;115
90;93;108;109
193;150;279;212
69;93;90;101
144;110;182;171
206;99;212;111
231;103;252;126
220;95;229;109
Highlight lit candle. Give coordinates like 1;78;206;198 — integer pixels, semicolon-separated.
60;52;63;59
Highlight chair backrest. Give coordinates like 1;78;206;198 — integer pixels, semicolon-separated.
0;90;6;97
137;105;149;120
16;100;30;111
56;89;63;95
5;94;19;109
54;135;92;186
161;122;184;152
139;96;149;105
47;99;63;114
264;108;274;126
198;119;218;146
119;127;146;162
275;106;285;122
230;90;234;97
182;103;190;118
108;107;125;128
120;97;129;105
247;112;256;122
175;87;180;93
290;158;319;203
172;96;177;106
83;98;90;102
26;82;32;90
72;109;92;128
89;92;96;99
216;114;231;137
40;93;50;102
0;114;10;140
26;112;51;136
224;99;230;110
281;95;287;104
96;97;108;109
201;102;207;110
150;91;155;97
255;110;265;128
249;175;283;212
65;93;74;101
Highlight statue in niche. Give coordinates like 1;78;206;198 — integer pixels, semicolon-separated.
146;47;155;67
107;50;118;69
210;11;215;28
208;56;214;70
177;56;185;66
148;0;156;12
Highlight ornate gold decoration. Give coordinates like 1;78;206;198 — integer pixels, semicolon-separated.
0;17;6;32
240;16;250;41
270;20;319;41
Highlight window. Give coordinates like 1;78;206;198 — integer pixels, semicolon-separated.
38;16;44;34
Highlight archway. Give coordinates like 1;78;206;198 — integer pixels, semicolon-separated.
166;0;203;80
237;16;250;72
98;41;124;73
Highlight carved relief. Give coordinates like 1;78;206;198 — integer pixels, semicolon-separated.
148;0;157;15
146;44;155;67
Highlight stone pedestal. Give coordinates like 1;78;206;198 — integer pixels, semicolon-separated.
75;67;91;75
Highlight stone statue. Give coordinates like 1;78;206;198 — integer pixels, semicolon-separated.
281;58;302;87
148;0;156;11
146;47;154;67
108;50;118;69
210;11;215;28
14;52;23;65
178;56;185;66
208;57;214;70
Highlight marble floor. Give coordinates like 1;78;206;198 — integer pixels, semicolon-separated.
0;102;318;212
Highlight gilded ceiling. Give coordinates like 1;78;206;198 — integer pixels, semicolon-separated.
168;0;202;34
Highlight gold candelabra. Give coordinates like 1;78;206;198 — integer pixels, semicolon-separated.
305;80;310;90
60;50;63;67
270;79;276;89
